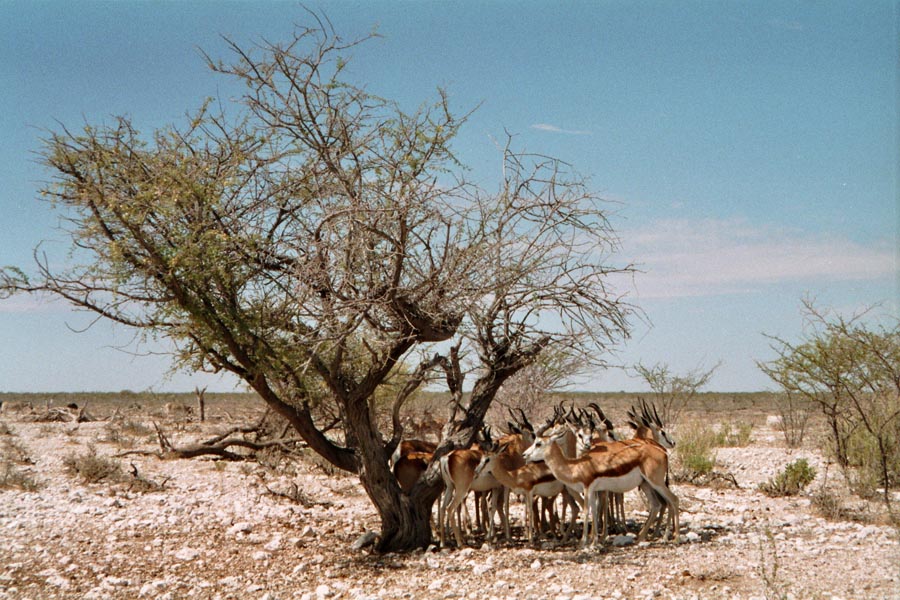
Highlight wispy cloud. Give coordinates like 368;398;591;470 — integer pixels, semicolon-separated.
618;218;897;299
530;123;591;136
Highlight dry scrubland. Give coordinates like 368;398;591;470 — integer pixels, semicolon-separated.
0;392;897;600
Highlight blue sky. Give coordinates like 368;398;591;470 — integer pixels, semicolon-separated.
1;1;897;393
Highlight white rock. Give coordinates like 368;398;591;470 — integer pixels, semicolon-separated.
530;559;543;570
685;531;701;543
252;550;269;561
301;525;317;537
473;563;492;576
291;563;309;575
428;579;444;591
228;522;253;536
45;574;70;588
264;536;282;552
316;584;332;598
174;547;201;561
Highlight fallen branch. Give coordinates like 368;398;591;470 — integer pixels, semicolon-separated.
115;422;307;461
264;481;333;508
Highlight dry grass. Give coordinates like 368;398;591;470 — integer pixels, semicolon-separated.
62;444;124;484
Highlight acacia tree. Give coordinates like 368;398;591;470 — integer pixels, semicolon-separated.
1;22;632;551
760;300;900;512
632;360;720;425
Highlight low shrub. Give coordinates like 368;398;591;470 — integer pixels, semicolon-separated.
0;460;39;491
716;421;753;447
674;421;718;480
843;412;900;500
63;445;123;484
759;458;816;497
810;487;851;521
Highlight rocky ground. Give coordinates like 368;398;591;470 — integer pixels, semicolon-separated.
0;401;897;600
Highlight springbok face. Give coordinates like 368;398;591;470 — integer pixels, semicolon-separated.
523;425;568;463
656;426;676;449
522;437;545;463
474;452;493;478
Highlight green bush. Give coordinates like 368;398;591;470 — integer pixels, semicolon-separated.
843;401;900;499
759;458;816;497
674;421;718;480
716;421;753;447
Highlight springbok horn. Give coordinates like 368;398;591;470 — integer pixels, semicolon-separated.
518;407;534;433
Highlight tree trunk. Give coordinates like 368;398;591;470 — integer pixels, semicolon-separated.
375;493;435;552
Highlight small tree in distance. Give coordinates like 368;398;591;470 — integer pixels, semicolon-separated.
633;360;720;425
0;18;634;551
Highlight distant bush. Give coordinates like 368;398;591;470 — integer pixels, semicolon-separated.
716;421;753;447
773;393;813;448
1;437;32;465
0;433;38;491
63;445;123;484
810;487;851;521
759;458;816;497
0;460;39;491
100;418;152;448
674;421;718;480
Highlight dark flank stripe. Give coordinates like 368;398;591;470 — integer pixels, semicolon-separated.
535;473;559;486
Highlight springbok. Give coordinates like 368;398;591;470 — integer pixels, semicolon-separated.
437;431;506;547
575;401;678;540
523;423;679;546
475;439;583;544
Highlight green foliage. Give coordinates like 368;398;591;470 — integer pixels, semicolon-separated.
844;411;900;498
716;421;753;447
760;300;900;509
674;421;718;480
759;458;816;497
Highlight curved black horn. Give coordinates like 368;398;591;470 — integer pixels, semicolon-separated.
517;407;534;433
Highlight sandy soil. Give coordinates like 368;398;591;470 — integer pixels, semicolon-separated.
0;404;897;600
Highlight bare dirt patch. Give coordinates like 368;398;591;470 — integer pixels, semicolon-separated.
0;395;897;600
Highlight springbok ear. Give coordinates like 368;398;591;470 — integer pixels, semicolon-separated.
627;420;639;430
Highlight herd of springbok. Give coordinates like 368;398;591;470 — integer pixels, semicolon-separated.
391;401;679;548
